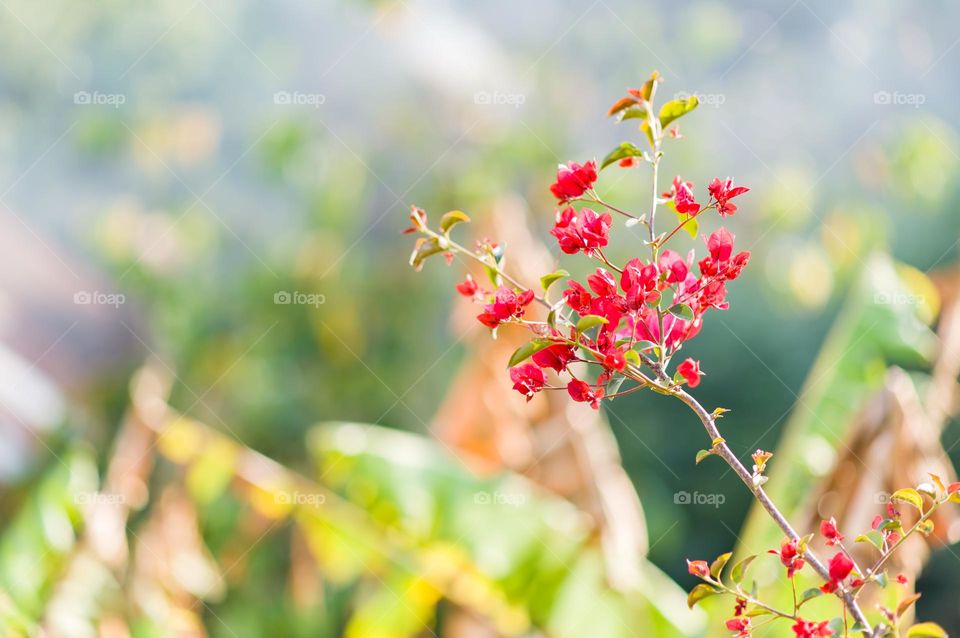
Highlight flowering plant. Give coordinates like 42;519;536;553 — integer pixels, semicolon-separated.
406;71;950;638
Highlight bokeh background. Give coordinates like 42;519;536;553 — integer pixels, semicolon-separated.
2;0;960;636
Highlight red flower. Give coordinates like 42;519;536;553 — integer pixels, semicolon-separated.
587;267;619;297
456;275;478;297
550;160;598;202
792;618;833;638
769;538;805;578
509;363;545;400
602;348;627;372
550;207;612;255
896;573;908;585
820;551;854;593
532;343;576;373
677;358;703;387
659;249;689;284
563;281;593;315
620;258;660;309
725;617;751;637
687;559;710;579
700;228;750;282
820;518;844;547
476;286;534;329
665;176;699;215
567;379;604;409
708;177;749;216
733;598;747;617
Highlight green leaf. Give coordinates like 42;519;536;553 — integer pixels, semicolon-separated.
917;519;935;536
577;315;609;332
695;449;713;465
799;588;823;605
439;210;470;233
619;105;648;121
686;583;719;609
906;622;948;638
658;96;699;128
409;237;444;272
668;304;695;321
855;530;885;551
709;552;732;579
623;350;641;366
507;339;553;368
670;202;699;239
730;555;756;584
601;142;645;170
540;269;569;292
745;608;772;618
891;488;924;512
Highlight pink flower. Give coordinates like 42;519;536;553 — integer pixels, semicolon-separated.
820;518;844;547
509;363;545;400
476;286;534;329
532;343;576;373
659;250;689;284
550;161;598;202
550;207;612;255
725;617;751;637
567;379;603;409
820;551;854;593
677;358;703;387
769;538;805;579
666;176;699;214
455;275;478;297
708;177;749;216
792;618;833;638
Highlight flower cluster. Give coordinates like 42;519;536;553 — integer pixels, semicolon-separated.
407;72;951;638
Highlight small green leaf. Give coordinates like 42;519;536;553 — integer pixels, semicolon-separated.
639;71;659;101
577;315;609;332
668;304;695;321
670;202;699;239
730;555;756;584
623;350;641;366
695;449;713;465
917;519;935;536
659;96;699;128
891;488;924;512
540;269;569;292
507;339;553;368
409;237;444;272
601;142;645;170
855;530;885;551
686;583;719;609
745;608;772;618
799;588;823;605
906;622;948;638
439;210;471;232
619;105;648;121
709;552;732;579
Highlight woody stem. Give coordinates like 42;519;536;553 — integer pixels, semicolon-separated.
673;387;873;635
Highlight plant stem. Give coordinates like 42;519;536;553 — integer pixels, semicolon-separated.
673;387;874;635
